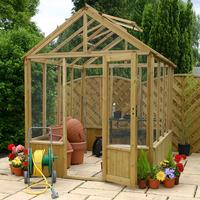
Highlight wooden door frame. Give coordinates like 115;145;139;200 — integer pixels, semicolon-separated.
102;52;138;187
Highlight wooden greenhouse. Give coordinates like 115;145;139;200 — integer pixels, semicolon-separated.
24;5;175;187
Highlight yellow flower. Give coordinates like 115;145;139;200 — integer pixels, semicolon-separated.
12;157;22;167
156;171;165;181
164;160;169;163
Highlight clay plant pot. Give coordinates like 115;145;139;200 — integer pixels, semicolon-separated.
67;118;85;143
12;167;23;176
175;176;180;185
50;134;63;141
149;178;160;189
51;125;63;136
138;179;147;189
163;178;175;188
9;164;14;174
67;140;73;168
70;141;86;165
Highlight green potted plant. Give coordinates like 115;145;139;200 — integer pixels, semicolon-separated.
137;150;150;189
149;165;165;189
178;76;198;156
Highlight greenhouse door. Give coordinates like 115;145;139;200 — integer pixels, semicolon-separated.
102;53;138;187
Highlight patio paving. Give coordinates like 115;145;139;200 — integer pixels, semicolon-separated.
0;153;200;199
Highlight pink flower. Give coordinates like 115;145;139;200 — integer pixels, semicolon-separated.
12;146;17;154
16;145;24;153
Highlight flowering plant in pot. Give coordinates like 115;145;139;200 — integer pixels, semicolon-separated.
163;168;175;188
7;144;28;175
174;154;185;184
149;166;165;189
11;156;23;176
137;150;150;189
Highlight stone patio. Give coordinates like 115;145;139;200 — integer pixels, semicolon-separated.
0;153;200;200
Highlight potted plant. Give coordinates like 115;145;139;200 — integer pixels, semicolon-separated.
178;76;198;156
11;156;23;176
149;166;165;189
137;150;150;189
163;168;175;188
7;144;17;174
174;154;185;185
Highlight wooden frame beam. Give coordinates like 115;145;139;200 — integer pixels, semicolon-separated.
24;8;85;57
85;6;176;68
130;53;138;187
27;50;136;59
146;53;154;163
62;58;67;177
51;19;95;53
83;13;88;52
42;63;47;135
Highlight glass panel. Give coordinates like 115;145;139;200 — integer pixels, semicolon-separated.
137;67;147;145
108;61;131;145
31;62;43;138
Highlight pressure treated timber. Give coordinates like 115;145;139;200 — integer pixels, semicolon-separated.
102;56;109;181
146;53;154;163
130;53;138;187
42;64;47;135
62;58;67;177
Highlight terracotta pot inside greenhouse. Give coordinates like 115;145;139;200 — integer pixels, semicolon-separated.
70;141;86;165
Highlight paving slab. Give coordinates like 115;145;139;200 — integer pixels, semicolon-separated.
33;192;88;200
123;186;148;193
0;179;24;194
147;184;196;198
0;193;9;200
0;174;23;181
3;191;34;200
180;173;200;185
70;187;119;198
168;197;197;200
87;196;112;200
193;185;200;198
80;181;123;191
114;192;167;200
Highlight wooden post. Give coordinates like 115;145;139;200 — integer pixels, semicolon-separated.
42;63;47;134
83;13;88;52
57;66;62;124
24;58;32;146
102;56;109;181
156;61;161;141
130;53;138;187
70;66;74;116
80;67;86;124
147;53;154;163
62;58;67;177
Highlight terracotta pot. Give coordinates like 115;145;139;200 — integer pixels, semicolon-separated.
163;178;175;188
67;140;73;168
67;119;85;143
12;167;23;176
50;134;62;141
66;116;72;122
9;164;14;174
149;178;160;189
70;142;86;165
138;179;147;189
175;176;180;185
51;125;63;136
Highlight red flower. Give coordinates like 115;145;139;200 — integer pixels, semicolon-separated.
180;154;186;160
177;163;184;172
22;161;28;167
7;144;15;151
8;153;15;160
174;154;182;163
23;148;28;155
